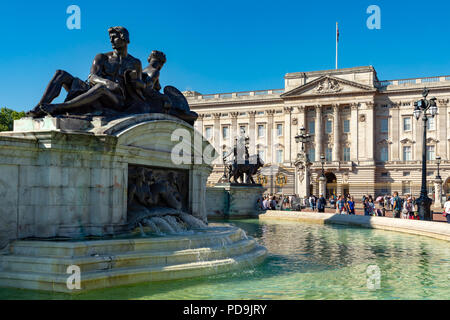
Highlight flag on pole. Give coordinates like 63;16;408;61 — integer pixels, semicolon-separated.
336;22;339;69
336;22;339;43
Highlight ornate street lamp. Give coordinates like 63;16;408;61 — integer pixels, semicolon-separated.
295;126;311;159
436;156;442;180
413;88;438;220
320;154;326;178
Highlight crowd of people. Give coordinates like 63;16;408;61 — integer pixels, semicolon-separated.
256;191;450;223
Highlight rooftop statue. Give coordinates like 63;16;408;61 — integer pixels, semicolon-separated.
27;26;198;125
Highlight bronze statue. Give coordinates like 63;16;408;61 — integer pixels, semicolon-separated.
223;137;264;184
127;166;185;211
28;27;144;118
27;27;198;126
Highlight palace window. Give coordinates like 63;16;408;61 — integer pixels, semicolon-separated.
403;171;410;176
380;147;388;162
403;117;412;132
403;146;412;161
308;148;315;162
258;150;265;162
325;120;332;134
239;125;247;134
325;148;332;161
343;120;350;133
426;145;435;160
276;123;283;137
276;150;283;163
257;124;265;137
343;147;350;161
427;117;436;130
222;126;229;139
308;121;315;134
381;172;389;177
205;126;212;140
427;184;434;195
380;119;388;133
402;182;411;195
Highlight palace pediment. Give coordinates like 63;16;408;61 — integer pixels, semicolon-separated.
280;75;376;98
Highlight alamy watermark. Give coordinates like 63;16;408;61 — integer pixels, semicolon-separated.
66;265;81;290
66;5;81;30
366;5;381;30
366;264;381;290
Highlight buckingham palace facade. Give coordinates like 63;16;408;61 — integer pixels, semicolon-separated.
183;66;450;200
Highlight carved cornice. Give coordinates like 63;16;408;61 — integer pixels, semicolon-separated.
366;101;375;109
283;106;293;114
400;138;415;144
350;103;359;110
426;137;439;144
377;138;392;145
438;98;449;106
391;102;401;109
248;110;257;117
297;105;306;113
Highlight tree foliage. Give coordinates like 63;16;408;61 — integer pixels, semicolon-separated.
0;107;26;131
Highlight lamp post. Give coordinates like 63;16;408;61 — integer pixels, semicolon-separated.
318;154;326;197
414;88;438;220
436;156;442;180
294;126;312;197
320;154;326;177
295;126;311;159
434;156;443;209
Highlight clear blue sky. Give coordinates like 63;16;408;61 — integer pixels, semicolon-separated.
2;0;450;111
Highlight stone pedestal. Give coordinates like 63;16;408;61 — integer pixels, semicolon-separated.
206;183;266;219
0;114;215;248
318;176;327;197
295;161;310;198
434;177;444;209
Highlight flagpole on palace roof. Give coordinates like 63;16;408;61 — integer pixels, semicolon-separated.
336;22;339;70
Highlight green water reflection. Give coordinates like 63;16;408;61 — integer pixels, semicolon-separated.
0;219;449;300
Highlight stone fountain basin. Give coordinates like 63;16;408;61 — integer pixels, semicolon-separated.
0;225;267;293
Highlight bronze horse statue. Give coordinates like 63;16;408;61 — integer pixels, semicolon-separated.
228;154;264;184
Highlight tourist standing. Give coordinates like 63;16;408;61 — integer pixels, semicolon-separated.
262;197;269;210
317;194;326;213
402;198;413;219
337;196;346;214
444;196;450;223
346;196;355;215
392;192;401;218
309;195;316;211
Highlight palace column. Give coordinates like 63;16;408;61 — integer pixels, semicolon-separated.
315;105;323;161
332;103;340;162
195;113;204;135
248;111;257;157
350;103;359;161
366;101;375;161
230;112;239;143
213;113;221;164
284;106;293;163
267;109;275;163
390;102;400;160
438;99;449;160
